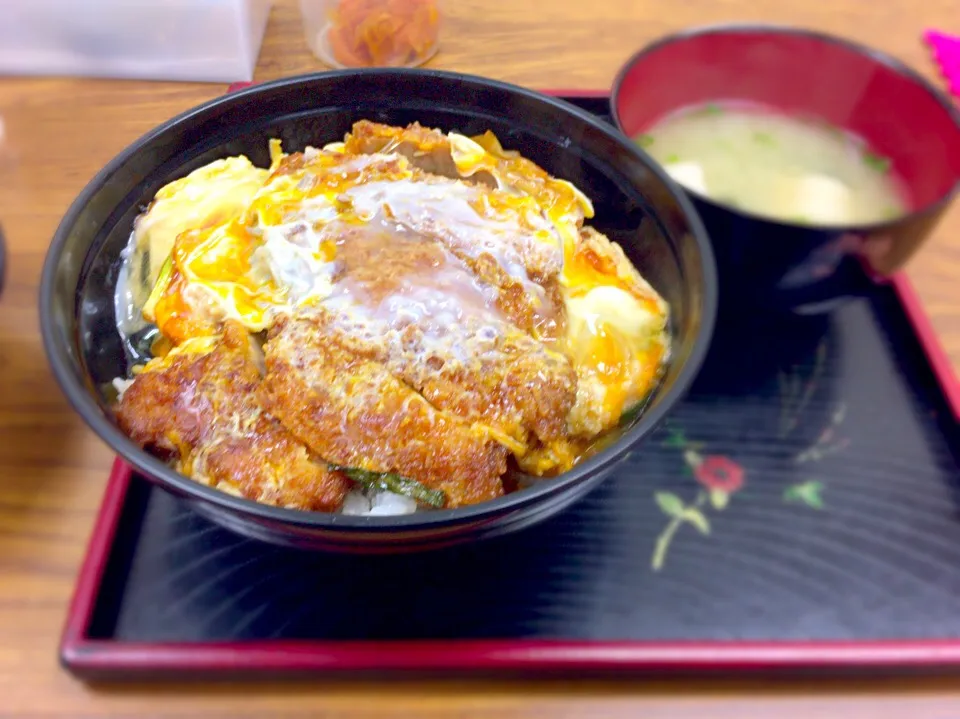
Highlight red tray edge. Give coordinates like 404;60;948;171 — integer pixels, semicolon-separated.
891;273;960;421
59;88;960;678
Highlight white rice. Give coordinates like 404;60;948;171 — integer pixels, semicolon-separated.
112;376;136;401
340;486;418;516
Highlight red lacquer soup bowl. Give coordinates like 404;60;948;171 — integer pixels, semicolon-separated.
612;24;960;315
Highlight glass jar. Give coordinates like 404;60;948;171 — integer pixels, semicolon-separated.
299;0;442;69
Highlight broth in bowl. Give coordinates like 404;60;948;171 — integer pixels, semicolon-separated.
611;25;960;314
638;102;908;226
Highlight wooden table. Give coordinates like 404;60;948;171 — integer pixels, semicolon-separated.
1;0;958;715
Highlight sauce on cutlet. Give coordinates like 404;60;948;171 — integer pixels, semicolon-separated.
332;223;504;331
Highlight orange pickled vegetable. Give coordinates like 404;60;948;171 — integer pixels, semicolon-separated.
327;0;440;68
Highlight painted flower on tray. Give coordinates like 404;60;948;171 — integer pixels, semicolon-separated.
651;377;849;571
689;452;744;494
783;480;825;510
651;431;748;571
794;404;849;464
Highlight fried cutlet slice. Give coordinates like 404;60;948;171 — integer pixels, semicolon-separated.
115;322;350;511
340;171;566;340
340;122;583;337
258;315;508;508
343;120;593;240
253;138;570;341
327;227;577;447
343;120;595;218
343;120;482;184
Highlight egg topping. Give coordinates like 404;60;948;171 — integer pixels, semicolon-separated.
119;122;670;473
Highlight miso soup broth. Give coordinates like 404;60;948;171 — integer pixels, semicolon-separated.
638;103;909;226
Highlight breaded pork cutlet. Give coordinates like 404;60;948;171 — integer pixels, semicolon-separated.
115;321;350;510
323;225;578;449
258;315;509;508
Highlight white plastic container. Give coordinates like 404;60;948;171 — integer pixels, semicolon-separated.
0;0;273;83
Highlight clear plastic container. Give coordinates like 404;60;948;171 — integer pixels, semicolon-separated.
0;0;272;83
299;0;442;69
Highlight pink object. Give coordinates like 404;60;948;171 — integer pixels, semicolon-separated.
924;29;960;98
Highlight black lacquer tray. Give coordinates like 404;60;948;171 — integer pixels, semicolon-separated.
60;94;960;681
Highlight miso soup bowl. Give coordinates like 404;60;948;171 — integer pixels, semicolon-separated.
612;24;960;314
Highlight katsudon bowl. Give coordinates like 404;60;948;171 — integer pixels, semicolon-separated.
40;69;717;552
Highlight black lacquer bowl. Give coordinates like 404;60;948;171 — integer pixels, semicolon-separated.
39;70;717;552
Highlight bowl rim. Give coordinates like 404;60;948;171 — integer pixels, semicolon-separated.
40;67;718;531
610;22;960;231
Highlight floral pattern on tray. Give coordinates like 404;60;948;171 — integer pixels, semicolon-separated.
650;339;851;571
